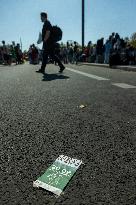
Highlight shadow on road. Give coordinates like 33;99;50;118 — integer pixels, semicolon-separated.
42;73;70;81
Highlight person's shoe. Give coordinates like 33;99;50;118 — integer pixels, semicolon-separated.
36;69;45;74
59;66;65;73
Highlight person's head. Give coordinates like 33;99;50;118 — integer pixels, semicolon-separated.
12;41;15;46
112;32;115;36
2;40;5;45
87;41;92;47
17;43;20;48
115;33;120;40
40;12;47;22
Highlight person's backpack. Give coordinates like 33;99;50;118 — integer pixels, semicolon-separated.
51;26;62;42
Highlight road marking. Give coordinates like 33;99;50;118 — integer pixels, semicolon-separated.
112;83;136;89
66;67;110;81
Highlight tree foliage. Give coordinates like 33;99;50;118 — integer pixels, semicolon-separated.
130;32;136;48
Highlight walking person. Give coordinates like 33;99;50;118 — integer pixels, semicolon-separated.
28;45;33;64
36;12;65;74
73;41;78;64
15;44;22;64
68;45;74;64
62;47;68;64
1;41;11;65
31;44;39;64
104;39;112;64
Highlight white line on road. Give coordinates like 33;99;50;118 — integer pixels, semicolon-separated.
66;67;110;81
65;68;136;89
112;83;136;89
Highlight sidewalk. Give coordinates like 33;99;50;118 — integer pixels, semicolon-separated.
82;62;136;72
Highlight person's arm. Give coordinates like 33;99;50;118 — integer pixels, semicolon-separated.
44;30;50;42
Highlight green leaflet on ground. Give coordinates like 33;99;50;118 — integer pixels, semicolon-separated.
33;155;82;196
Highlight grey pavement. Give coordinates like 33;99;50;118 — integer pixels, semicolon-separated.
0;63;136;205
82;62;136;72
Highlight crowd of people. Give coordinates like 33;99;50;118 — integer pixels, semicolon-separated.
28;44;41;65
1;32;136;67
29;33;136;67
83;32;136;66
27;41;82;65
51;33;136;67
0;41;25;65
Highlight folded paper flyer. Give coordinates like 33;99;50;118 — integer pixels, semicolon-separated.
33;155;82;196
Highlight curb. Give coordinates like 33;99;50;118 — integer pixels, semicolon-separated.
82;63;136;72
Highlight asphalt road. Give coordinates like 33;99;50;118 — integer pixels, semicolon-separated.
0;63;136;205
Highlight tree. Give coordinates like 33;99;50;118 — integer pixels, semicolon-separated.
130;32;136;48
124;37;129;43
131;32;136;41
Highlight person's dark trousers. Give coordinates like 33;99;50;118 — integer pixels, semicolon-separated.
41;42;65;72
